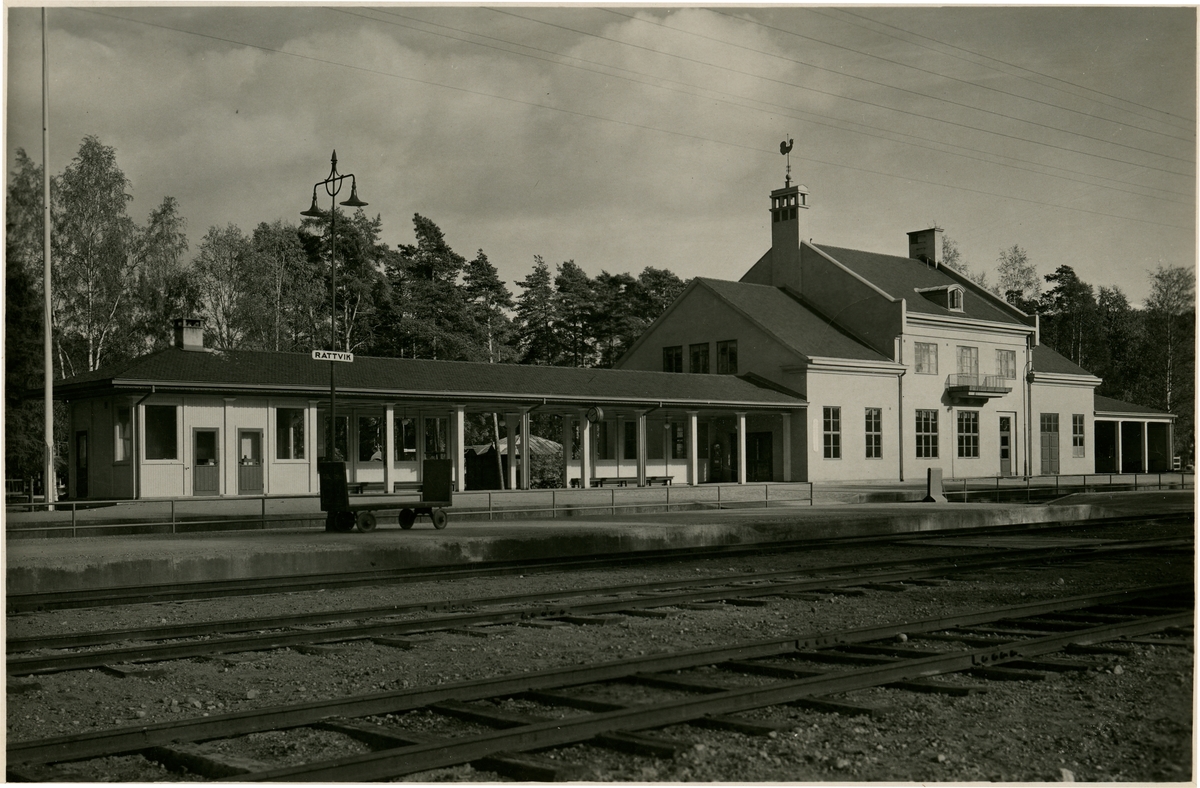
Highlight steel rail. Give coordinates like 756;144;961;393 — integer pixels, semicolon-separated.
9;512;1190;613
13;535;1188;654
241;610;1194;782
9;539;1188;676
7;583;1189;767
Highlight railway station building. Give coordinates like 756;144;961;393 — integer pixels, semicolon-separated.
615;179;1174;482
52;178;1174;500
55;318;806;500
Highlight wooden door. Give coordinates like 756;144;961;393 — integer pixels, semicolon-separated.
237;429;264;494
747;432;773;482
1039;414;1059;475
998;416;1012;477
193;429;220;495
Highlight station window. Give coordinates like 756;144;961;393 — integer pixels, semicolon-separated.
623;420;638;460
957;410;980;458
275;408;305;460
647;420;665;461
319;415;349;461
594;421;612;461
948;288;963;311
914;342;938;375
114;406;132;462
865;407;882;459
823;406;841;460
662;346;683;373
1072;414;1085;458
996;349;1017;379
956;346;979;378
916;409;938;458
425;417;448;460
359;415;384;462
670;422;687;460
717;340;738;375
690;343;710;374
144;405;178;460
394;417;417;462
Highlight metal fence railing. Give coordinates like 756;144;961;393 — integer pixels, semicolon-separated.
6;473;1191;538
944;472;1194;503
4;482;821;538
944;373;1011;393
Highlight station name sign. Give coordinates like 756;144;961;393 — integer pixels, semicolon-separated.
312;350;354;363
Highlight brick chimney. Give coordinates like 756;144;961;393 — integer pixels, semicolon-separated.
907;227;943;266
172;317;205;351
768;182;810;290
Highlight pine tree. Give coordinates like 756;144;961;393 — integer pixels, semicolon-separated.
554;260;596;367
516;256;559;365
463;250;515;363
1039;265;1099;368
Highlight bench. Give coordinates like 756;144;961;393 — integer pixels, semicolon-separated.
347;481;431;495
6;478;32;504
575;475;676;488
590;476;638;488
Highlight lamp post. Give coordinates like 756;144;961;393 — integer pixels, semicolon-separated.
302;150;367;464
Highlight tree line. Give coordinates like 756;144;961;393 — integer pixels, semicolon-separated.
5;137;1194;481
5;136;687;478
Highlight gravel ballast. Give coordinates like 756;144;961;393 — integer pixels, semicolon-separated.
7;518;1193;781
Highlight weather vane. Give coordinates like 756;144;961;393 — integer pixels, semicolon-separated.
780;137;794;187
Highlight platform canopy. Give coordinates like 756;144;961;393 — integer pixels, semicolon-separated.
52;347;807;415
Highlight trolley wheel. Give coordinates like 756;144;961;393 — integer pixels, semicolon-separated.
356;511;378;533
399;508;417;530
431;508;448;529
333;511;356;532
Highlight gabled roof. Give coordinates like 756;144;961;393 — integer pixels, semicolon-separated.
813;244;1025;325
52;347;805;409
697;278;895;364
1094;394;1175;418
1032;345;1096;378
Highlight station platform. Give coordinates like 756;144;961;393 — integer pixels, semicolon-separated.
5;490;1192;597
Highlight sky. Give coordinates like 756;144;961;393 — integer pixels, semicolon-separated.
4;4;1195;307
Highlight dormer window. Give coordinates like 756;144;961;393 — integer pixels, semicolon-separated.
915;284;965;312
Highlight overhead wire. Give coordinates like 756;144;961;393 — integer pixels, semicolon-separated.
830;7;1195;131
485;8;1189;181
360;7;1189;204
560;8;1192;172
697;7;1193;145
68;8;1193;232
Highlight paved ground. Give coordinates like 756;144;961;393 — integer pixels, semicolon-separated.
6;490;1192;596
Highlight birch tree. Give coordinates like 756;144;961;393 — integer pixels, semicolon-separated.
195;224;255;350
51;136;138;374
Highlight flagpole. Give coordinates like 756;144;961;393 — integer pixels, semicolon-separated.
43;7;56;505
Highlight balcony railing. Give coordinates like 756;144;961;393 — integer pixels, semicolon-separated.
945;373;1012;398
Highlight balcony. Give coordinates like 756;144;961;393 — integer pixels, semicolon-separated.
945;373;1012;400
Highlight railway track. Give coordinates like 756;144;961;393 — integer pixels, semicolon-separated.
7;535;1190;676
8;513;1191;613
8;583;1192;781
